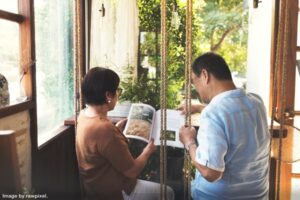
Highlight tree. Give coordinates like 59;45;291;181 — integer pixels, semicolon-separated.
121;0;248;109
194;0;248;74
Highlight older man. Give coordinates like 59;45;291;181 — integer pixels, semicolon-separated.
180;52;270;200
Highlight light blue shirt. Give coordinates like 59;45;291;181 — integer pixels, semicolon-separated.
192;89;270;200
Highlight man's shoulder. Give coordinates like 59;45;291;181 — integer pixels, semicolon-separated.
246;92;264;102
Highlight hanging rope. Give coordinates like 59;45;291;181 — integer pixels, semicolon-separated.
184;0;192;126
160;0;167;199
183;0;193;200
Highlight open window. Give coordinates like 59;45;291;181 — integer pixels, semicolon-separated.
34;0;75;145
0;0;34;112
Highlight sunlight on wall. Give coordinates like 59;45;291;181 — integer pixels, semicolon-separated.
246;0;274;114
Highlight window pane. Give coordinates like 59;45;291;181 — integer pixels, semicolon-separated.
35;0;74;138
140;55;159;79
0;0;18;13
140;32;160;55
0;19;20;106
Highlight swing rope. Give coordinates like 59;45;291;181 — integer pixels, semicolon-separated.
160;1;194;199
160;0;168;199
183;0;193;200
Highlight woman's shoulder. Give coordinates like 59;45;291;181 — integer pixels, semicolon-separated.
97;119;116;131
78;114;116;135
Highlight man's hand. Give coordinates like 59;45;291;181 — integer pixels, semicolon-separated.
177;103;205;115
179;125;197;147
115;118;127;132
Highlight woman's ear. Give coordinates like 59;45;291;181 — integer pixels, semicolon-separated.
105;91;113;103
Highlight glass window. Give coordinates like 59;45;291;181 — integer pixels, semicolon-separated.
34;0;74;139
0;19;20;106
0;0;18;13
138;32;160;80
140;55;160;79
140;32;159;56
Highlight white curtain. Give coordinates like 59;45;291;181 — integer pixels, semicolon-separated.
115;0;139;76
90;0;139;78
90;0;116;69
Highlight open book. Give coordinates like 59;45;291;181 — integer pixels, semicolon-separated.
108;101;132;118
123;103;187;148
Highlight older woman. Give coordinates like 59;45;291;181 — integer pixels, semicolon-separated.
76;67;174;200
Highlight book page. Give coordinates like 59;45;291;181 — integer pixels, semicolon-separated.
108;101;132;118
123;103;156;143
153;109;185;148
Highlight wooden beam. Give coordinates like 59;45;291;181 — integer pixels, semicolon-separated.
0;100;34;119
269;0;279;117
19;0;35;99
17;0;39;193
34;126;81;199
291;173;300;178
0;9;24;23
277;0;298;199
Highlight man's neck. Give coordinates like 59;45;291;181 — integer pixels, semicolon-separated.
208;80;237;101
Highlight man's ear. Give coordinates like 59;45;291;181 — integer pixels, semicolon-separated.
202;69;209;84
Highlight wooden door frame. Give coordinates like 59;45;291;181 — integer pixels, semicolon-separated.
269;0;298;199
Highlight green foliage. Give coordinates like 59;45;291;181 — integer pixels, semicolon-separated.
120;72;181;110
137;0;161;31
127;0;188;109
120;0;248;191
194;0;248;74
122;0;248;109
120;73;159;109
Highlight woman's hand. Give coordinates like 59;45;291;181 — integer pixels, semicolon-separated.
143;139;156;156
115;118;127;132
123;139;156;179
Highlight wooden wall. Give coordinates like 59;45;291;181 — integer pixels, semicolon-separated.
0;111;31;192
33;126;81;200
